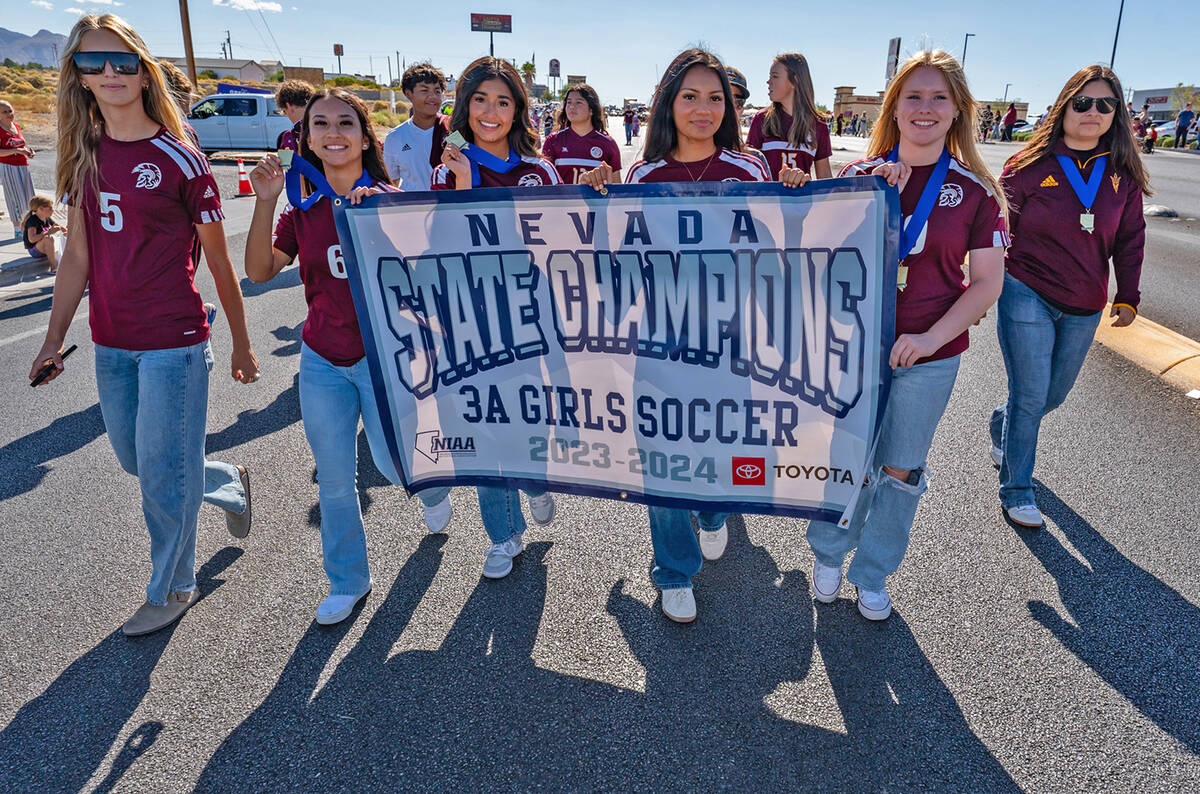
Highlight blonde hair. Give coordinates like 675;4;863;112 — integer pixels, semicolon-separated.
21;195;54;229
867;50;1007;220
56;14;189;203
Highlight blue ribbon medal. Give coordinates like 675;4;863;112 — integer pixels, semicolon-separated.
459;141;522;187
284;154;373;211
1055;153;1107;234
887;145;951;292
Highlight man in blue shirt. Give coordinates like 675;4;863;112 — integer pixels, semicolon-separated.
1175;102;1195;148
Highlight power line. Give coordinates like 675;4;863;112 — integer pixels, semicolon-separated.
256;8;286;64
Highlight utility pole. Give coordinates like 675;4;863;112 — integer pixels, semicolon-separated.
369;55;374;80
961;33;975;68
51;43;58;65
179;0;198;87
396;51;401;79
387;57;393;86
1111;0;1125;69
225;30;233;61
1003;83;1012;102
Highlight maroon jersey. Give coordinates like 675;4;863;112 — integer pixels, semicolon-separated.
746;110;832;179
80;128;223;350
542;128;622;184
0;121;28;166
840;154;1009;363
430;156;562;189
276;121;302;153
625;148;769;184
1001;140;1145;313
272;181;398;366
427;114;453;169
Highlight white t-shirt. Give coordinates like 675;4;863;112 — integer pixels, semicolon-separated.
383;119;436;190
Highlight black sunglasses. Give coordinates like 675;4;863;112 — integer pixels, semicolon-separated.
1070;95;1118;114
72;51;141;75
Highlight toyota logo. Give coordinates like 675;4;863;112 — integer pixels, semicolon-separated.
736;463;762;479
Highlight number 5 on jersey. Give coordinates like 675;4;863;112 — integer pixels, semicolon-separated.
99;192;123;232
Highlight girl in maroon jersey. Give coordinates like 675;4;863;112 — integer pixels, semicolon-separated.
988;67;1149;529
747;53;833;181
433;56;561;580
29;14;258;637
542;83;622;184
245;89;455;625
806;50;1008;621
586;48;773;623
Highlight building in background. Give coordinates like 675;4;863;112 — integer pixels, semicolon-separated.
1131;86;1200;122
832;86;883;122
171;57;267;83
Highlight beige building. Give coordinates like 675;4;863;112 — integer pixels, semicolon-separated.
978;100;1030;124
833;86;883;124
172;57;267;83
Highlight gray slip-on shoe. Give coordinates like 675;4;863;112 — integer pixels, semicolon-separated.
226;465;252;539
122;590;198;637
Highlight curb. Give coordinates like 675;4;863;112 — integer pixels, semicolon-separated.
1094;305;1200;393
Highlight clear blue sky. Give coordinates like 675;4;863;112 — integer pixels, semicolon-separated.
8;0;1198;112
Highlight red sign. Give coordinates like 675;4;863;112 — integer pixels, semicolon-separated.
1147;96;1169;105
470;13;512;33
731;457;766;486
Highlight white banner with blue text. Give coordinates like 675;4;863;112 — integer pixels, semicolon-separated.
334;179;899;522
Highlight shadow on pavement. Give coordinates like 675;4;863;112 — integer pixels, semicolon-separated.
204;373;300;456
0;402;105;502
0;293;52;321
237;269;300;299
0;548;243;792
195;521;1016;791
268;322;302;358
1020;480;1200;755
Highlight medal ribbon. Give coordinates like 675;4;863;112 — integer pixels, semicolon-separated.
460;142;522;187
285;155;373;211
1055;153;1107;212
887;145;951;262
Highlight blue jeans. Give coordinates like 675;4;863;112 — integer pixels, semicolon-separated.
95;340;246;606
624;122;633;145
990;273;1102;509
299;342;450;595
650;506;699;590
807;355;960;591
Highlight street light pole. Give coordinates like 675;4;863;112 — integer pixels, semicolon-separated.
178;0;198;88
1111;0;1125;69
961;33;975;68
1003;83;1012;102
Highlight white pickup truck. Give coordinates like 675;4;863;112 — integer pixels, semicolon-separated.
187;92;293;152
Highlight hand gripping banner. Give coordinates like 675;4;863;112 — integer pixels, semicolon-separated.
334;179;899;524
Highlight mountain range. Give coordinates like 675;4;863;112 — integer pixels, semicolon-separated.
0;28;69;68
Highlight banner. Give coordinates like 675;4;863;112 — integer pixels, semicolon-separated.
334;179;899;523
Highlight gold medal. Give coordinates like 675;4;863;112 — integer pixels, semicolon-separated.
897;262;909;292
1080;212;1094;234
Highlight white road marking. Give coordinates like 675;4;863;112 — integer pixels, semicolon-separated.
0;311;87;347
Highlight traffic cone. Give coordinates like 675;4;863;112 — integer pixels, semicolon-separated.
236;158;253;197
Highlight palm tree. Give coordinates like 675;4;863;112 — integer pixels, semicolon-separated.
520;61;535;87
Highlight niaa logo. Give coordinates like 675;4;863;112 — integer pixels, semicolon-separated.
132;162;162;189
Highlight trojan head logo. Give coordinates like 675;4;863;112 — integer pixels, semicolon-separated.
1111;174;1121;194
517;173;545;187
131;162;162;189
938;183;963;207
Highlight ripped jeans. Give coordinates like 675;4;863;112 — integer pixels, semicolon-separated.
806;355;960;591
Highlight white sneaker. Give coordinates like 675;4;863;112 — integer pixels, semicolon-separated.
812;560;843;603
316;585;372;625
482;534;525;579
990;444;1003;468
423;496;452;533
698;522;728;561
855;586;892;621
1006;504;1044;528
528;492;556;526
661;587;697;623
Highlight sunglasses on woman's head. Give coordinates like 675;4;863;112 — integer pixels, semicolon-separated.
1070;95;1118;114
72;51;141;75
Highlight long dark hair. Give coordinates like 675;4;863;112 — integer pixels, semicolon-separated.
555;83;606;133
643;48;742;162
763;52;828;148
449;56;539;158
1007;65;1150;196
299;88;390;189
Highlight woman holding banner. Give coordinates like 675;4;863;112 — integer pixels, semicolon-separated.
29;14;258;637
585;47;770;623
804;50;1008;621
988;67;1147;529
543;83;621;184
431;56;561;581
747;53;833;181
244;89;453;625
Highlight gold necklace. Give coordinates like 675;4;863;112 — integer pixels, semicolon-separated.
679;150;718;182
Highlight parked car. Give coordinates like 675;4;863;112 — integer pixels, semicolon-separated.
187;93;293;152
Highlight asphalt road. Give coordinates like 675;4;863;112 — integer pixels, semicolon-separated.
1;128;1199;792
